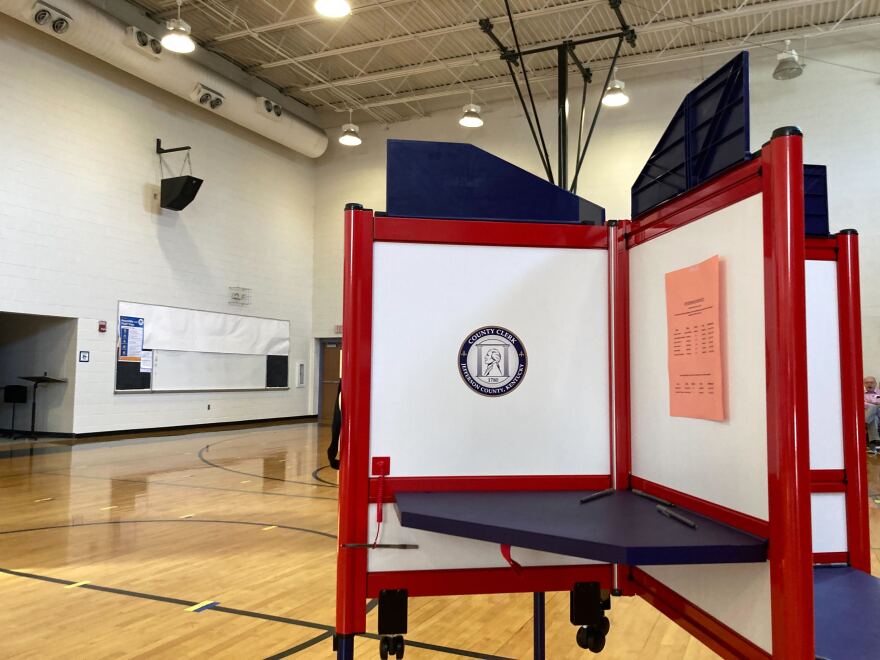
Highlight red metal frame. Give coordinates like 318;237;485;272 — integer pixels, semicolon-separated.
629;568;770;660
813;551;849;565
609;221;632;491
835;230;871;571
761;131;813;659
337;211;612;637
336;207;375;636
368;564;613;598
368;474;611;503
374;216;607;249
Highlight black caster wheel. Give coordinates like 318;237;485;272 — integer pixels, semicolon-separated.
393;635;405;659
598;616;610;636
379;636;391;659
576;626;606;653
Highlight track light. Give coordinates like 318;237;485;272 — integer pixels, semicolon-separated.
339;110;361;146
773;40;804;80
602;69;629;107
315;0;352;18
459;103;483;128
161;1;195;54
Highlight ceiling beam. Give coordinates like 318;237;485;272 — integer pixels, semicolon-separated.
292;0;839;92
256;0;834;73
348;16;880;110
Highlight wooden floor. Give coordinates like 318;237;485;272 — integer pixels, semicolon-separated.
0;423;878;659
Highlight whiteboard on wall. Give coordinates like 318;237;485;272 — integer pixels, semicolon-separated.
151;351;267;391
118;302;289;355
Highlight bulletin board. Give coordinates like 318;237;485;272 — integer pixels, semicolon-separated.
114;302;290;392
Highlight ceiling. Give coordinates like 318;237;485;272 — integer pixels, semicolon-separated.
129;0;880;127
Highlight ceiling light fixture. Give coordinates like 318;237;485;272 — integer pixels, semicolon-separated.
459;97;483;128
161;0;195;54
339;109;361;146
315;0;352;18
601;68;629;107
773;40;804;80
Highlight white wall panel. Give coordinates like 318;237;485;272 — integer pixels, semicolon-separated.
811;492;848;554
629;195;769;520
805;261;844;470
370;243;609;477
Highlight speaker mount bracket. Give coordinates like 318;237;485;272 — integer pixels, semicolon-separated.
156;139;191;155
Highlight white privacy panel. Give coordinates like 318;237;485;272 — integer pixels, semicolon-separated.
805;261;844;470
643;564;772;653
119;302;289;355
152;351;266;391
367;504;601;572
370;243;609;477
811;492;848;554
629;195;769;520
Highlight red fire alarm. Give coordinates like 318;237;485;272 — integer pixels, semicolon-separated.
98;320;107;333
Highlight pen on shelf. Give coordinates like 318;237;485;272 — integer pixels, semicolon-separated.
579;488;615;505
656;504;698;529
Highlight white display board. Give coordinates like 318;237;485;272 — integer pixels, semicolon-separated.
811;492;848;554
629;195;769;520
118;302;289;356
370;243;610;477
805;261;845;470
151;351;267;391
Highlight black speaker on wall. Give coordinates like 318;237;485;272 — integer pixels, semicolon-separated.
161;175;203;211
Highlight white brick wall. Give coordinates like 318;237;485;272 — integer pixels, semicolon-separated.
314;40;880;373
0;16;318;433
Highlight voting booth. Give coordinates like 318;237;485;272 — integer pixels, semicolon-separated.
334;55;877;660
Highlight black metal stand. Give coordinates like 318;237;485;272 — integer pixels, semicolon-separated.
480;1;636;193
534;592;546;660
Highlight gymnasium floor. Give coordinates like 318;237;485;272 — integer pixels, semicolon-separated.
1;423;877;659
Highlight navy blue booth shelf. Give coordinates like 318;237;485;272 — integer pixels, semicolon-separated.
385;140;605;225
396;490;767;566
632;52;751;219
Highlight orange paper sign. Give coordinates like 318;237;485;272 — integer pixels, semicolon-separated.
665;255;725;421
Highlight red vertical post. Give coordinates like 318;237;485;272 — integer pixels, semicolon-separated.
336;205;374;637
836;229;871;572
608;220;631;491
761;128;814;659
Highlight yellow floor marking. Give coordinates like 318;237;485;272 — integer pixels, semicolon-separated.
261;526;277;531
64;581;90;589
33;498;53;503
185;600;215;612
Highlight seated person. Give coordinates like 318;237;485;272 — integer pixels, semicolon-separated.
865;376;880;446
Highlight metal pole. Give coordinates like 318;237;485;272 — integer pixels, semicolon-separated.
533;592;545;660
557;45;568;190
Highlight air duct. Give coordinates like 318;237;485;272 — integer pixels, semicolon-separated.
0;0;328;158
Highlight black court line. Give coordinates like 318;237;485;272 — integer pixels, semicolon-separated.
264;630;335;658
20;469;338;502
0;519;337;540
2;568;513;659
198;444;337;489
311;464;339;488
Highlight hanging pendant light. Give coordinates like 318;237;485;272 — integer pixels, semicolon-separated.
459;103;483;128
773;40;804;80
339;109;361;146
315;0;352;18
602;68;629;107
161;0;195;54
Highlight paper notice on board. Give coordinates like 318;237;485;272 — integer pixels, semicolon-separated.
140;350;153;373
119;316;145;363
665;255;725;421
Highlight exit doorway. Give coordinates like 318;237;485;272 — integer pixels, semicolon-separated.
316;339;341;426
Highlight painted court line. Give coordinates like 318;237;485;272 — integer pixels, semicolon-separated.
64;581;91;589
186;600;220;613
